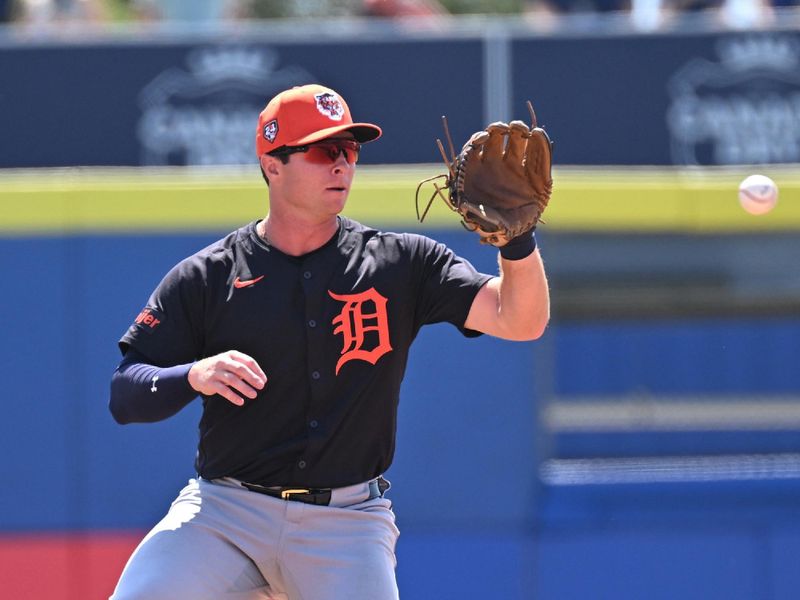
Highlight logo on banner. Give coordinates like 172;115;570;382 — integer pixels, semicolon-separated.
329;287;392;375
137;47;315;166
667;35;800;165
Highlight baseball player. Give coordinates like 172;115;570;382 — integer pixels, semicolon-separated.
109;83;550;600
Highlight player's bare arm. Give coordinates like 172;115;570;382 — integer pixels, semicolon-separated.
464;249;550;341
188;350;268;406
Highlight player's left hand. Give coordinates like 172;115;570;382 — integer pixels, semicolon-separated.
188;350;267;406
416;102;553;247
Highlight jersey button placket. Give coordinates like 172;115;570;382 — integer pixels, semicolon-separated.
300;255;329;476
302;269;322;383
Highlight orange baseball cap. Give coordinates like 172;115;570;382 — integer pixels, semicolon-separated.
256;84;382;157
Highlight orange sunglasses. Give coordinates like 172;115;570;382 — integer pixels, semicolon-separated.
270;139;361;165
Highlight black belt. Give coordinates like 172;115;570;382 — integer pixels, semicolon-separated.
240;478;387;506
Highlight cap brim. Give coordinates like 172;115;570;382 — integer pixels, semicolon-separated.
291;123;382;146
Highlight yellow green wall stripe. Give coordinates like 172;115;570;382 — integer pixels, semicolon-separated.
1;165;798;235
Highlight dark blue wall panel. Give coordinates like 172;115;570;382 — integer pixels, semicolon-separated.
2;230;800;599
770;526;800;600
535;528;760;600
396;530;535;600
0;239;73;528
552;319;800;396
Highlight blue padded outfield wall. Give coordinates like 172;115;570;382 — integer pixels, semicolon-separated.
1;18;800;600
1;228;799;599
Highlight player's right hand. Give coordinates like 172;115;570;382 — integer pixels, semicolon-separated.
188;350;267;407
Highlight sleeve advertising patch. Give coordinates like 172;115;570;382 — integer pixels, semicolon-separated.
131;307;165;334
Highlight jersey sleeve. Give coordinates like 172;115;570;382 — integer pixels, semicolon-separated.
409;234;493;335
109;348;197;424
118;256;206;366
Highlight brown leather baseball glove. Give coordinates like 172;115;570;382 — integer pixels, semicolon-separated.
416;102;553;247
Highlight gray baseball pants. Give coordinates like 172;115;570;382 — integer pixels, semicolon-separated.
110;477;400;600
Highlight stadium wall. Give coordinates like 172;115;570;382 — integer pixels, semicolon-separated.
0;24;799;169
1;14;799;600
1;168;799;599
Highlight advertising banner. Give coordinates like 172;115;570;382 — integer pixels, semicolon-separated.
1;28;797;167
513;30;800;166
0;38;484;167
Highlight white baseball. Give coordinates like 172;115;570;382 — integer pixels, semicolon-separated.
738;174;778;215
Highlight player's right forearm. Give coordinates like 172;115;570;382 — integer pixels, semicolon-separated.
109;359;197;424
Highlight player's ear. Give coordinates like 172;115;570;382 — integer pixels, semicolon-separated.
260;154;282;178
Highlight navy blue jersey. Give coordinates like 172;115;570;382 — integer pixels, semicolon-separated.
119;217;491;488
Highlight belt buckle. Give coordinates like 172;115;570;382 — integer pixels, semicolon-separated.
280;488;310;500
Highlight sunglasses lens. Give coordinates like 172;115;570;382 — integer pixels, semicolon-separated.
340;141;360;163
305;141;360;165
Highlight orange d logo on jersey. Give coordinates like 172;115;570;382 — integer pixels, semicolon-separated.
329;287;392;375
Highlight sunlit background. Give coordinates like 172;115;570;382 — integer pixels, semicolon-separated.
1;1;799;598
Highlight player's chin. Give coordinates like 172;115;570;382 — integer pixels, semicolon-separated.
324;187;350;206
